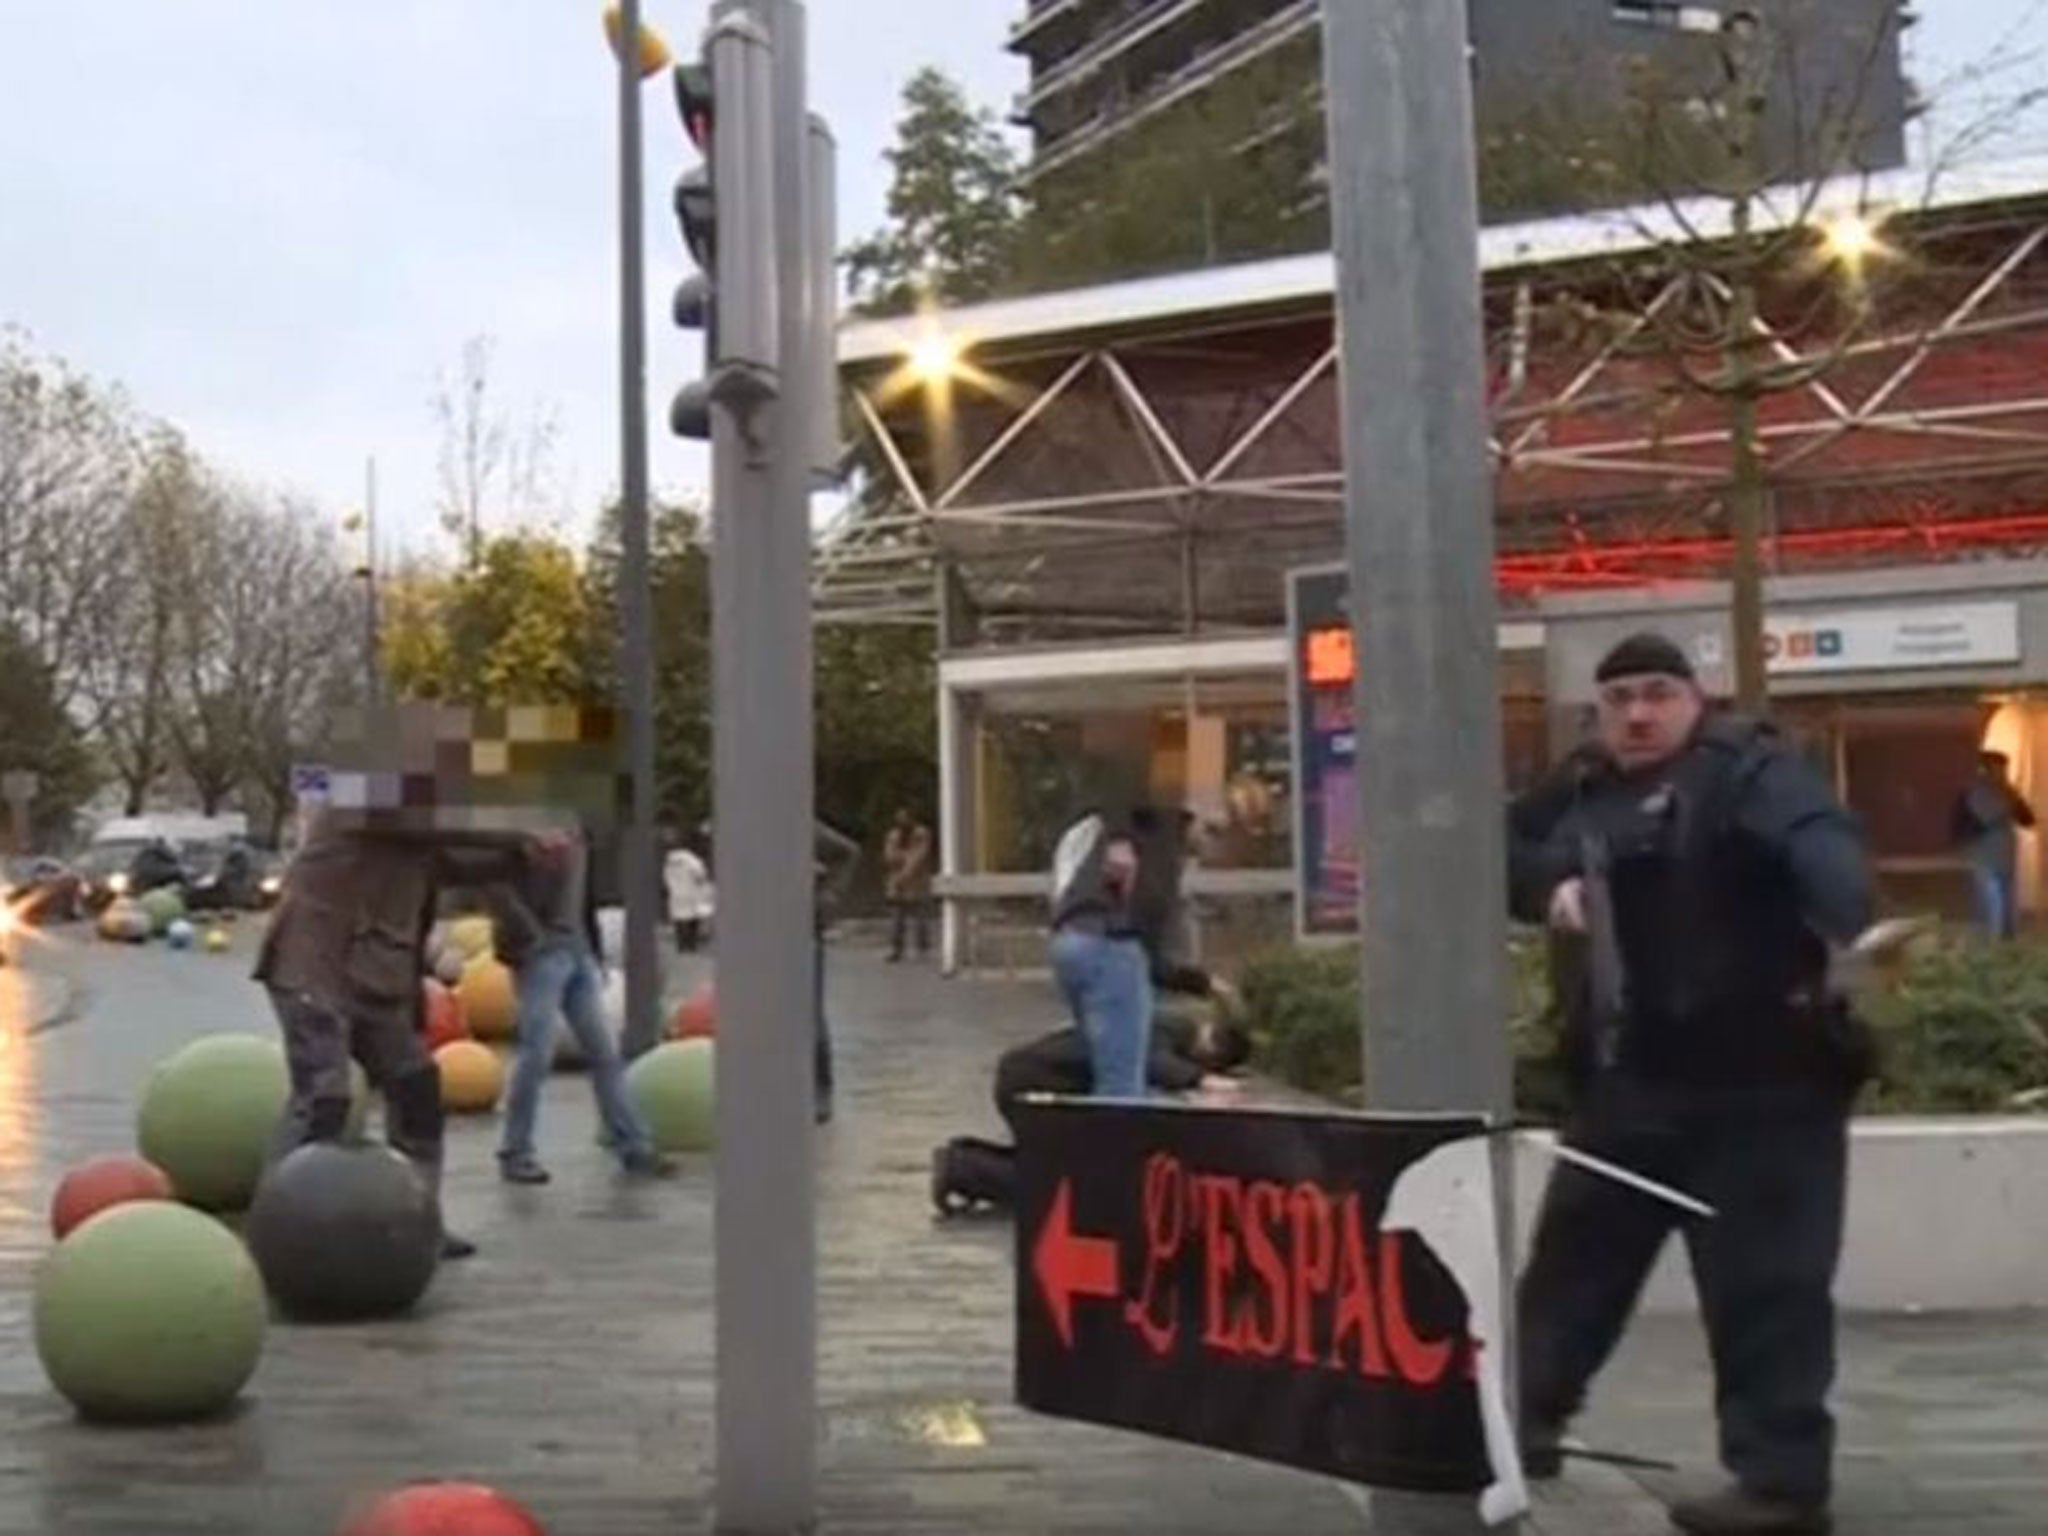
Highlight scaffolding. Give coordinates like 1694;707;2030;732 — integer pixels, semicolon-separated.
820;157;2048;641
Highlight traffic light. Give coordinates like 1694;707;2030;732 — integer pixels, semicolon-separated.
669;9;780;441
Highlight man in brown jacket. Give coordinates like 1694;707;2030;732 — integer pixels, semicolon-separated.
255;804;529;1259
882;808;932;963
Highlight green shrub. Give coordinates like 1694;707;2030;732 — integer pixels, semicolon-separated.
1237;927;2048;1117
1864;933;2048;1114
1239;931;1567;1116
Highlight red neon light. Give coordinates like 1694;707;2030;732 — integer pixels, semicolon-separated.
1494;511;2048;593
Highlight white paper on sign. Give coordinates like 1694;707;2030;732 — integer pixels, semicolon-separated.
1380;1136;1529;1528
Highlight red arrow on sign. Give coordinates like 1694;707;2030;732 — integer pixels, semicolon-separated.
1033;1178;1120;1349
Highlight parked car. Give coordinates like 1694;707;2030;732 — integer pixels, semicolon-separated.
181;839;285;913
73;840;150;913
2;855;86;925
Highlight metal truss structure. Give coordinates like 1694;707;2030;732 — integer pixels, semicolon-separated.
819;163;2048;641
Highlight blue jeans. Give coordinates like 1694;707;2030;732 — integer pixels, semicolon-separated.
1050;928;1152;1099
500;941;654;1163
1971;864;2018;940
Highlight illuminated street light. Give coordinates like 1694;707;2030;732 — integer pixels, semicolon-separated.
1818;209;1886;270
909;330;964;385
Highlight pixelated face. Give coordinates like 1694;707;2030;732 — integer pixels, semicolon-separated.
319;701;628;833
1596;673;1703;773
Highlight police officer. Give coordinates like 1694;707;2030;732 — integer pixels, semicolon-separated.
1509;632;1876;1536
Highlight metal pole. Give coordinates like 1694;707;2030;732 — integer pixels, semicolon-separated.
616;0;662;1059
1321;3;1512;1531
713;1;815;1528
363;456;381;706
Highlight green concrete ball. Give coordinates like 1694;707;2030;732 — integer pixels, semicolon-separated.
626;1039;715;1153
137;1035;290;1211
139;887;187;934
34;1201;266;1423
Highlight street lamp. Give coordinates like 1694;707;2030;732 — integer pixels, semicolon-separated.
1818;209;1887;273
908;330;964;386
603;0;668;1060
603;4;673;77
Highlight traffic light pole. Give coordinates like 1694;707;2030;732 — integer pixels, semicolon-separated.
1321;2;1515;1530
710;1;817;1528
615;0;662;1061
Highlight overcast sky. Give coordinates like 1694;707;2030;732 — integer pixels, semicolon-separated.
1;2;2042;560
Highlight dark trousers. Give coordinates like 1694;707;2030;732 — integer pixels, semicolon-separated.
993;1016;1204;1137
1518;1077;1849;1502
888;898;930;959
266;985;445;1199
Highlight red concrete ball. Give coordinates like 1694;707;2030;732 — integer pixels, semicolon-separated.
340;1483;547;1536
670;984;717;1041
50;1154;176;1240
422;980;468;1051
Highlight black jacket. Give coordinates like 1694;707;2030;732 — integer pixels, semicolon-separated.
1509;716;1875;1089
484;841;603;972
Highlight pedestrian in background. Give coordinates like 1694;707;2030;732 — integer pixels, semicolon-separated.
882;808;932;962
665;834;713;953
1952;750;2035;939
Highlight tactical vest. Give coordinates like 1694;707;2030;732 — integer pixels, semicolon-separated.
1578;718;1836;1088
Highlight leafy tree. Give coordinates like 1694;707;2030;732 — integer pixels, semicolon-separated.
814;624;935;856
584;501;713;840
0;334;133;715
0;619;95;847
845;68;1023;316
380;563;458;702
383;533;596;706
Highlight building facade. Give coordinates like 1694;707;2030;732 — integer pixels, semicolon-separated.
1010;0;1909;215
824;157;2048;969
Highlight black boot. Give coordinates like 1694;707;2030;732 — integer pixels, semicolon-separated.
1670;1486;1832;1536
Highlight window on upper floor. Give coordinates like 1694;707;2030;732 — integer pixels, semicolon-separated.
1613;1;1726;33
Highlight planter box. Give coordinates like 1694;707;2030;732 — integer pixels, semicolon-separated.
1513;1117;2048;1314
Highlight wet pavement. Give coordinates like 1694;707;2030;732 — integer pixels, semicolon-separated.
0;922;2040;1533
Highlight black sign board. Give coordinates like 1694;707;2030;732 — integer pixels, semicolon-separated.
1014;1098;1499;1497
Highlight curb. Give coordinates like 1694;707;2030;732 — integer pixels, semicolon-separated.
6;962;78;1035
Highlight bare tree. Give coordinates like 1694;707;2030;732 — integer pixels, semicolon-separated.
1492;0;2035;710
240;496;359;843
432;335;562;565
0;332;136;714
84;431;213;814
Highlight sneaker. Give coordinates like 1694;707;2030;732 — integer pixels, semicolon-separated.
498;1155;552;1186
620;1148;679;1179
1670;1486;1832;1536
440;1232;478;1261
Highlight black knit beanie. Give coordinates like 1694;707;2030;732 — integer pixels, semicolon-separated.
1594;631;1695;685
